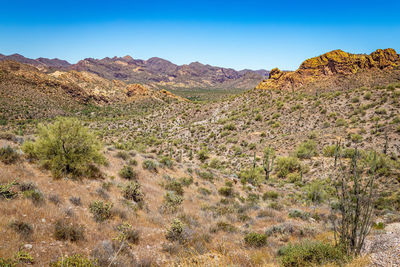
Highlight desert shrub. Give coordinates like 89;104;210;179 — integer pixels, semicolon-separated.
69;196;81;206
304;180;327;204
89;201;113;222
198;187;211;196
115;223;139;245
160;156;174;168
0;146;20;164
119;165;137;180
165;180;184;196
239;167;264;185
128;159;137;166
278;240;347;267
209;158;221;169
275;157;301;178
22;117;105;178
0;257;16;267
22;189;45;205
335;118;347;127
9;220;33;239
122;181;144;204
179;177;193;187
364;92;372;100
49;194;62;205
210;221;237;233
244;232;268;247
197;148;209;162
115;151;129;160
288;209;310;220
50;254;98;267
295;140;317;159
223;123;236;131
142;160;157;172
165;219;186;243
14;250;34;264
161;192;183;213
287;172;302;183
218;186;234;197
323;145;339;157
350;133;363;143
263;191;279;200
197;170;214;181
54;220;85;242
0;180;18;199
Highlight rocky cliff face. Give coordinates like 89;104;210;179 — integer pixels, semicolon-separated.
257;48;400;91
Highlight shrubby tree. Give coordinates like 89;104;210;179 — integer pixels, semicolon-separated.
23;117;105;178
330;147;378;256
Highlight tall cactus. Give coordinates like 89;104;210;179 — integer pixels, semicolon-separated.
334;139;341;169
263;146;275;181
253;151;257;170
383;133;388;155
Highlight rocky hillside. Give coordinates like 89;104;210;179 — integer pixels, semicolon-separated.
0;53;267;91
257;48;400;91
0;60;185;120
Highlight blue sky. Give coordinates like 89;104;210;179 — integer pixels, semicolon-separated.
1;0;399;70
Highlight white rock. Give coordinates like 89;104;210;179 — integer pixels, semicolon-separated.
24;244;33;249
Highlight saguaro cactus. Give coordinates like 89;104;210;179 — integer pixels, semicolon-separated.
383;133;388;155
334;139;341;169
263;146;275;180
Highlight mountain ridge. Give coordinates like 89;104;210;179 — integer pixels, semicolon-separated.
0;53;267;91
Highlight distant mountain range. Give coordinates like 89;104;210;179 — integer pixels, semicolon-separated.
0;53;267;90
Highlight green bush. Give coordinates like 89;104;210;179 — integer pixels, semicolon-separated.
0;257;16;267
0;180;18;199
262;191;279;200
295;140;317;159
50;254;98;267
89;201;113;222
119;165;137;180
115;151;129;160
54;220;85;242
335;118;347;127
197;148;209;162
9;220;33;239
142;160;157;172
244;232;268;247
165;180;184;196
159;156;174;168
304;180;327;204
161;192;183;213
218;186;234;197
22;117;105;178
275;157;301;178
322;145;338;157
115;223;139;245
279;240;347;267
165;219;186;243
239;167;264;185
0;146;20;164
122;181;144;204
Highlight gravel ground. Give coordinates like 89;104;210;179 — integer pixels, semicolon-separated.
363;223;400;267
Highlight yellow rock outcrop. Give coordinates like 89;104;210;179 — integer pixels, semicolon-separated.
256;48;400;90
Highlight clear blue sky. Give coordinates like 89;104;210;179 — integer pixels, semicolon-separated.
1;0;399;70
